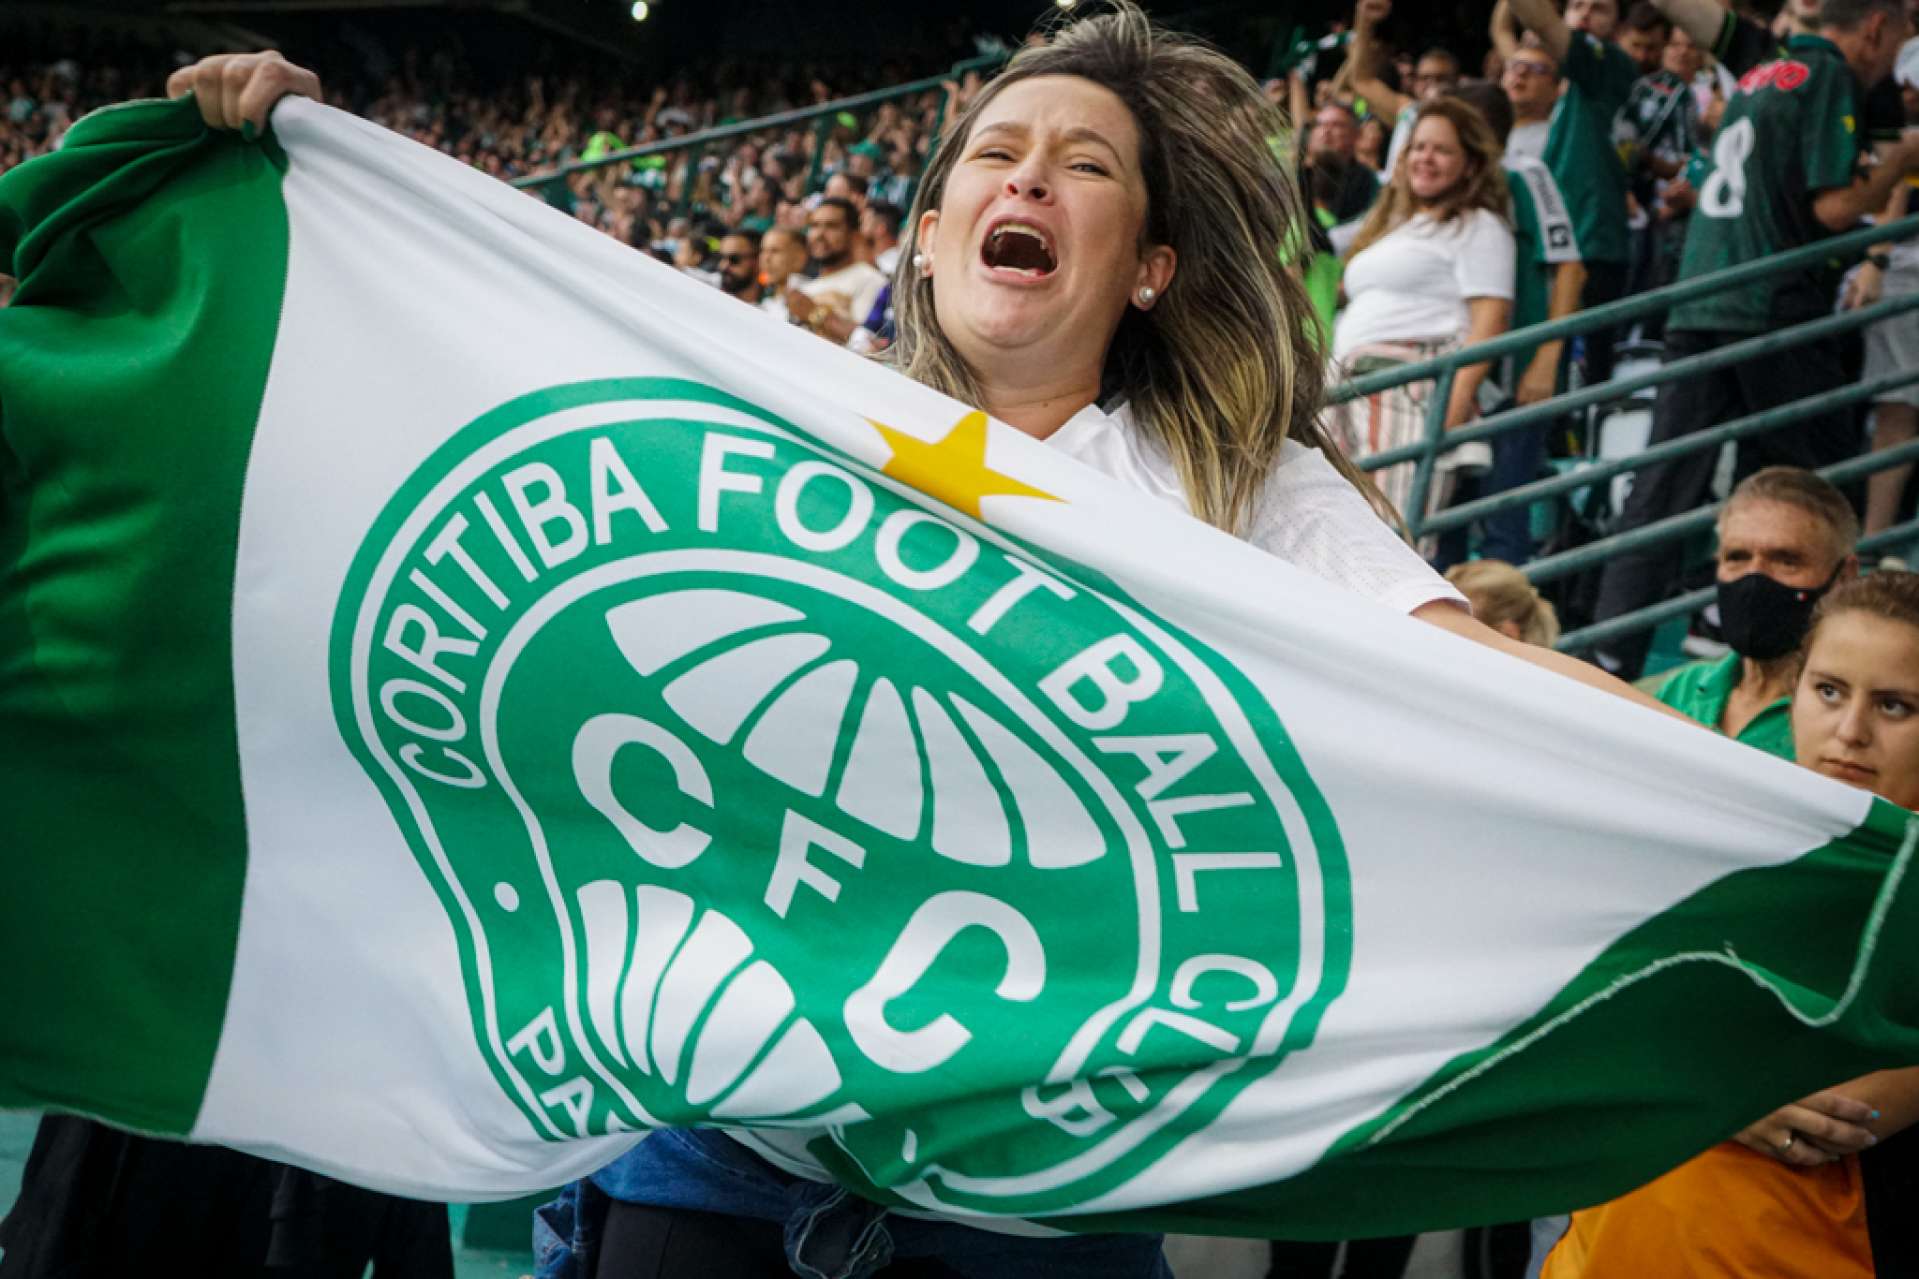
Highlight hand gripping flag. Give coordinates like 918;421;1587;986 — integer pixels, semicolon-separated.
2;97;1917;1234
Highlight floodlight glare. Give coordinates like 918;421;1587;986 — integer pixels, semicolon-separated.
630;1;649;19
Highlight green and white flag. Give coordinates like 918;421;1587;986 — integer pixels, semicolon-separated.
3;97;1917;1233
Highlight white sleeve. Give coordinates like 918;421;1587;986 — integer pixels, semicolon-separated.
1245;442;1468;616
1516;160;1582;265
1453;210;1516;301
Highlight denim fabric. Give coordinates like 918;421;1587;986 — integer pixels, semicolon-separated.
1478;419;1548;567
533;1128;1171;1279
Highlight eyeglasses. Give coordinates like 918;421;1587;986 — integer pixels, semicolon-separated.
718;252;755;264
1505;61;1556;78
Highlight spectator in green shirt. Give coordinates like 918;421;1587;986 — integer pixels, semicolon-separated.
1499;0;1642;387
1653;0;1913;147
1590;0;1919;679
1653;467;1859;759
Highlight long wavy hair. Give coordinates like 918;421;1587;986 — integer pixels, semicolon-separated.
887;2;1370;535
1346;96;1511;261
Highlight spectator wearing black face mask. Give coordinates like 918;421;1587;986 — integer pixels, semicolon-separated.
1649;468;1859;758
1589;0;1919;680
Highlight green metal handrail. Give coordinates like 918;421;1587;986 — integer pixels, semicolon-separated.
1327;209;1919;662
509;52;1007;208
1355;291;1919;472
1433;366;1919;533
1531;436;1919;589
1331;216;1919;404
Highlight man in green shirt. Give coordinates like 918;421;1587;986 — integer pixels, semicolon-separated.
1589;0;1919;679
1653;468;1859;759
1504;0;1641;386
1653;0;1912;148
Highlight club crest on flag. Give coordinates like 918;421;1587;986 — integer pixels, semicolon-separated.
329;377;1351;1215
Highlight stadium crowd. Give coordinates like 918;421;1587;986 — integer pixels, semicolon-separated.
0;23;989;303
4;0;1919;1276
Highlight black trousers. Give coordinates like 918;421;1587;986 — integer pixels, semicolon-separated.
0;1115;451;1279
1266;1235;1415;1279
1578;259;1629;391
1588;328;1861;678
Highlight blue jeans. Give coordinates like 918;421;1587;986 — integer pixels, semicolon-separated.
1479;419;1548;567
1430;418;1548;572
534;1128;1171;1279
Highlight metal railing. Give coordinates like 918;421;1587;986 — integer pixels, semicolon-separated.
509;52;1007;217
1328;215;1919;656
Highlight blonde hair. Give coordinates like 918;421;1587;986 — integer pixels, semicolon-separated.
1346;96;1511;261
1445;559;1560;647
888;2;1376;534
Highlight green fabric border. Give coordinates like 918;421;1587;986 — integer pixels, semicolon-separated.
0;97;289;1133
1063;799;1919;1238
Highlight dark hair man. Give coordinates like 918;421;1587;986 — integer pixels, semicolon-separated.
1590;0;1919;679
787;196;886;342
1619;1;1676;73
715;233;762;304
1616;10;1706;314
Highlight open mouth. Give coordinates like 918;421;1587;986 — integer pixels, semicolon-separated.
980;221;1058;277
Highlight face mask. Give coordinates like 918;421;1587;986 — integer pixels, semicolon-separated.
1716;564;1841;660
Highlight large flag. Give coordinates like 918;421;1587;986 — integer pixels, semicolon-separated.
2;96;1916;1236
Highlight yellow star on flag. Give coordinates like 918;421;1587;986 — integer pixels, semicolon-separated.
870;411;1060;521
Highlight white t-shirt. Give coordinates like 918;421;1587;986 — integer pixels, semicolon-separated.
725;400;1462;1216
1047;402;1465;616
1506;119;1551;161
1332;208;1515;363
801;261;887;327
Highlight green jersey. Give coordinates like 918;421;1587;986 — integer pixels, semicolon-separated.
1503;154;1581;385
1712;11;1906;145
1655;653;1794;761
1670;35;1863;334
1543;32;1638;266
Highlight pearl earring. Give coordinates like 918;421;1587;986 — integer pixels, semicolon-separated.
912;251;931;276
1138;286;1156;305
